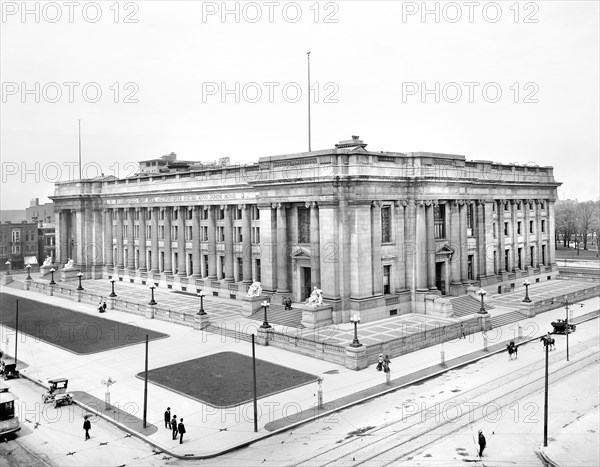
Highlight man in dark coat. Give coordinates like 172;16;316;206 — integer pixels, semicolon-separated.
171;415;178;440
164;407;171;429
83;415;91;440
178;418;186;444
478;429;486;457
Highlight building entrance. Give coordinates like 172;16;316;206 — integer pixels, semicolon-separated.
435;262;446;295
301;267;312;301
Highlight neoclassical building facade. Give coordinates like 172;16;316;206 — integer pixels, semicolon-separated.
51;137;560;323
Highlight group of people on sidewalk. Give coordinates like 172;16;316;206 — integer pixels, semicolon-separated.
164;407;186;444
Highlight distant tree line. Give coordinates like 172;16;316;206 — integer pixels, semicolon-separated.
555;200;600;255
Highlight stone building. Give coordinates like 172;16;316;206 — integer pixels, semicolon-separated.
0;221;39;269
50;136;560;323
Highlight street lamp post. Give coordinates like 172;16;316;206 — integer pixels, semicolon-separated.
260;300;271;329
197;290;206;315
25;264;31;280
4;260;11;274
149;286;157;306
349;314;362;347
542;335;550;447
109;278;117;297
49;268;56;285
551;299;584;362
522;280;532;303
76;272;84;291
477;288;487;313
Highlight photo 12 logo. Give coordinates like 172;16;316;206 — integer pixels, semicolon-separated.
401;82;540;104
1;1;140;23
401;2;539;24
201;1;339;23
202;81;339;104
1;82;140;104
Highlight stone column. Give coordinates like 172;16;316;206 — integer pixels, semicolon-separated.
206;206;217;279
191;206;201;277
415;201;428;290
511;200;520;271
138;207;147;271
320;202;341;303
60;210;69;263
449;200;462;293
150;207;159;273
91;208;103;274
394;200;406;292
497;200;506;272
476;200;486;279
103;208;113;267
276;203;289;293
258;204;276;292
523;200;531;269
116;208;124;268
177;206;186;275
371;201;383;295
309;202;321;288
425;201;436;290
241;204;252;283
163;207;173;274
126;208;135;270
547;199;556;267
224;205;234;281
459;201;469;284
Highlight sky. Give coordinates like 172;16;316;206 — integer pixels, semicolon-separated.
1;0;599;210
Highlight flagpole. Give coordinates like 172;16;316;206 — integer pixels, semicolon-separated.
307;51;311;152
78;119;82;179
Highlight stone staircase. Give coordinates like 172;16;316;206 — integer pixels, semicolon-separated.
490;309;528;328
248;303;304;328
450;295;495;317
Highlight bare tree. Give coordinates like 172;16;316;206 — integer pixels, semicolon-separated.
577;201;598;250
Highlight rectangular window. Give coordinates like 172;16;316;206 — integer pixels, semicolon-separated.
383;265;391;294
234;227;242;243
467;255;474;280
518;247;523;269
160;210;165;220
434;204;446;239
159;225;164;239
218;209;225;220
251;206;260;220
173;226;178;240
233;207;242;220
530;246;535;267
219;256;225;279
540;201;545;210
541;220;545;233
134;225;139;238
255;259;261;282
381;206;391;243
517;203;521;210
187;226;193;241
202;226;208;241
203;254;209;277
504;222;509;236
252;227;260;243
493;251;497;274
201;209;208;220
217;226;225;242
504;249;510;271
466;204;473;236
237;257;243;281
173;209;178;220
187;209;193;220
147;210;152;220
298;207;311;243
147;225;152;238
504;203;508;211
517;222;522;235
492;223;496;238
11;230;20;242
530;220;534;234
542;245;546;265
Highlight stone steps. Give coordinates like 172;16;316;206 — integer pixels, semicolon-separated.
450;295;495;317
490;310;528;328
249;303;304;328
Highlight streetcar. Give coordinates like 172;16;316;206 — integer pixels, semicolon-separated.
0;387;21;437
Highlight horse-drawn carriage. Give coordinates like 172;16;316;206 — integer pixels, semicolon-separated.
0;362;20;380
42;378;73;407
551;319;576;335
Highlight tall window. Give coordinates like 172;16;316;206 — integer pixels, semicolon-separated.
541;220;545;233
466;204;474;236
381;206;391;243
298;207;311;243
434;204;446;239
467;255;474;280
255;259;261;282
11;230;20;243
383;265;391;294
517;222;522;235
530;246;535;267
529;220;534;234
504;222;509;236
237;258;243;281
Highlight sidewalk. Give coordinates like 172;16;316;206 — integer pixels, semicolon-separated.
1;275;598;459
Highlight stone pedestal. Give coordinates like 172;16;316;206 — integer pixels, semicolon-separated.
23;279;32;290
145;305;156;319
519;302;535;318
47;285;55;296
256;327;272;346
60;269;80;282
39;265;54;278
344;344;368;370
109;297;116;310
424;295;453;318
1;273;13;286
193;313;209;330
300;304;333;328
477;312;492;331
75;290;83;303
242;295;264;317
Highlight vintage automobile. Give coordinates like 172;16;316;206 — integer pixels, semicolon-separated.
551;318;576;334
42;378;73;407
1;363;20;380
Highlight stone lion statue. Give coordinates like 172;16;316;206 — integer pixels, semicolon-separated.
306;286;323;306
42;255;53;267
247;281;262;297
63;258;74;270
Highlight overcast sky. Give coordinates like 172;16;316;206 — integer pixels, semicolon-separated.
1;0;598;210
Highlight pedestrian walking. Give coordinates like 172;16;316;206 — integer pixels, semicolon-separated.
383;355;391;373
376;354;383;371
102;301;107;312
178;418;186;444
478;429;486;457
83;416;91;440
460;322;466;339
171;415;178;440
164;407;171;429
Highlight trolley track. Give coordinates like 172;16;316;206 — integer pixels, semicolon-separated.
291;336;599;467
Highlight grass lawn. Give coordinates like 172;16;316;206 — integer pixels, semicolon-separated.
0;293;168;354
137;351;319;408
556;246;599;260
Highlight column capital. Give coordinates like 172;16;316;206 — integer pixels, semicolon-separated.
534;199;541;205
497;198;506;205
394;200;408;207
476;199;487;206
371;200;382;208
510;199;521;206
220;204;229;211
305;201;318;209
273;202;288;210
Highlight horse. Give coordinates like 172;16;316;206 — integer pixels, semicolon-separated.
540;335;555;351
507;342;518;360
